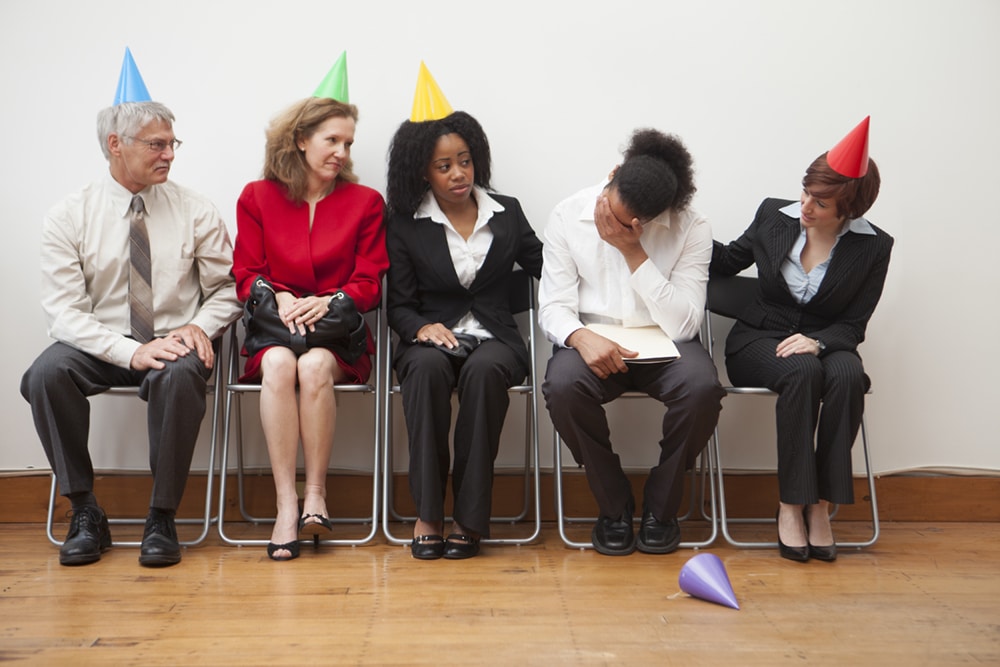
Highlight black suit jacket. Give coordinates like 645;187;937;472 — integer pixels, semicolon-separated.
386;193;544;369
710;197;893;358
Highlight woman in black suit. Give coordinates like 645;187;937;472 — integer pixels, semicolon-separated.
386;110;543;560
710;119;893;562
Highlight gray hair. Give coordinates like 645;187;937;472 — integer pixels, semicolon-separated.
96;101;175;160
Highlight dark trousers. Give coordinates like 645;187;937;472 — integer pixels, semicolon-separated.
395;339;527;537
726;338;867;505
20;342;212;510
542;339;724;522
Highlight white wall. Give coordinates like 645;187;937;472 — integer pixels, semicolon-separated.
2;0;998;476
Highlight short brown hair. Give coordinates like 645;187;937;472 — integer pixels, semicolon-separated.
803;153;881;220
263;97;359;203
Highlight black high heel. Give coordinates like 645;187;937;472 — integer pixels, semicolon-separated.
776;509;809;562
804;509;837;562
299;513;333;547
267;541;300;561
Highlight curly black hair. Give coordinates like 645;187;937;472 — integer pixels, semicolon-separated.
385;111;492;217
610;128;696;219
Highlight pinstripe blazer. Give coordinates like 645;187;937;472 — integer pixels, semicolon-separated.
710;198;893;358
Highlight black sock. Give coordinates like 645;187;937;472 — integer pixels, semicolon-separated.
67;491;98;511
148;507;176;519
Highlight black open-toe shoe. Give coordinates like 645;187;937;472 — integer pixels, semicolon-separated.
410;534;445;560
299;514;333;547
267;541;300;562
443;533;480;560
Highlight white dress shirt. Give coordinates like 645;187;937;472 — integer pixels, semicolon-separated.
538;181;713;346
40;173;241;368
415;186;504;340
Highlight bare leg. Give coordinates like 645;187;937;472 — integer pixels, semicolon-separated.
778;501;807;548
259;347;301;558
297;348;345;524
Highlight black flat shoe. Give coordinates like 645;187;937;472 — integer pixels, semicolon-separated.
410;534;445;560
592;515;636;556
776;510;809;563
267;541;301;561
59;505;112;566
637;511;681;554
443;533;481;560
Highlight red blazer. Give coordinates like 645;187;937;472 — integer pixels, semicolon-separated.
233;179;388;381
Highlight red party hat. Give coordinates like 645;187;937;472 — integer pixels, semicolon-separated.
827;116;870;178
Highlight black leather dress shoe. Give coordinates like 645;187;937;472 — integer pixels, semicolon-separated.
592;516;636;556
139;511;181;567
60;506;111;566
637;512;681;554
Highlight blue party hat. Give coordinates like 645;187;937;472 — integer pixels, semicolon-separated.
113;47;152;105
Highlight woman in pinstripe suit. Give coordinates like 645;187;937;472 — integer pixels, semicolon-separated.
710;136;893;562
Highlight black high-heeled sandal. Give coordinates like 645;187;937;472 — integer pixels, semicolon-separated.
299;514;333;547
776;509;809;562
267;541;300;562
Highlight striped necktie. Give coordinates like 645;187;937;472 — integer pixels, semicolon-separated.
129;194;154;343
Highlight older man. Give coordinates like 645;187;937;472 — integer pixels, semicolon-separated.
20;52;240;567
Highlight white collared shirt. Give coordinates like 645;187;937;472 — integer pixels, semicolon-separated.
40;173;241;368
538;181;713;346
415;186;504;339
778;201;876;304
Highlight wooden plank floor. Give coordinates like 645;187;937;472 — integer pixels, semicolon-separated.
2;521;998;665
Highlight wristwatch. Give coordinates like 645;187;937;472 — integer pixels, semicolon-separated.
814;338;826;352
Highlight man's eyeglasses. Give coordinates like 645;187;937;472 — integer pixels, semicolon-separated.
126;137;183;153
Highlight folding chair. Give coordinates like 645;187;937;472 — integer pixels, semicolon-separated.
45;336;226;548
706;274;879;549
217;308;383;547
381;269;542;546
552;401;719;550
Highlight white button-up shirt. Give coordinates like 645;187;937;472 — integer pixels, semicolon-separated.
415;186;504;339
538;181;713;346
40;173;241;368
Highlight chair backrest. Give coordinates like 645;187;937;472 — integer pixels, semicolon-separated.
706;274;758;320
508;269;535;315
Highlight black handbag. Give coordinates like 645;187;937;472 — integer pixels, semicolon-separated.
243;276;367;363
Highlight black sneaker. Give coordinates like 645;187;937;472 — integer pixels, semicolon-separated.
59;505;111;566
637;511;681;554
592;515;636;556
139;510;181;567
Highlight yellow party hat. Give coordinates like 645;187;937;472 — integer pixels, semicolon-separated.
409;61;453;122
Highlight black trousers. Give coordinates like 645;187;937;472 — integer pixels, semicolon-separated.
726;338;867;505
542;339;724;522
20;342;212;510
395;339;526;537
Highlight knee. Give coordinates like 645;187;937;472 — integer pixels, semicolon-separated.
296;352;336;392
824;356;866;397
260;349;298;389
21;352;70;399
777;355;824;394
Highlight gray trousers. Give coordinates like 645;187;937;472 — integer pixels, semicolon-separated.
543;339;724;522
20;342;212;510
